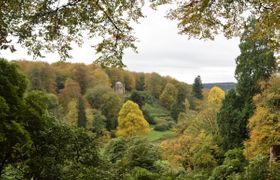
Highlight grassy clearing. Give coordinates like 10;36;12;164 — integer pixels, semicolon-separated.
146;125;175;142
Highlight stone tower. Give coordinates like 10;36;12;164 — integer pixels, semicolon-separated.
114;81;125;95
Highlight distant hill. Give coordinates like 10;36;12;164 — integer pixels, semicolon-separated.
203;82;236;91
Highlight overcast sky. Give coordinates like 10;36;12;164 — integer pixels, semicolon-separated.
0;5;240;84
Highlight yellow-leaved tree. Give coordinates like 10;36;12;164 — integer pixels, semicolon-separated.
245;76;280;160
207;86;225;106
116;100;149;137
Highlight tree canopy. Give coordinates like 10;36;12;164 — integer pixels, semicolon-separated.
116;100;149;137
151;0;280;52
207;86;225;106
235;20;277;99
1;0;279;68
192;75;203;99
0;0;145;67
245;76;280;160
160;83;178;110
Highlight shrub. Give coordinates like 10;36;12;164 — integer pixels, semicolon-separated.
243;156;269;180
125;167;159;180
143;109;156;124
154;123;169;131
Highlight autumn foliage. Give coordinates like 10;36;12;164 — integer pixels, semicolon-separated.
116;100;149;137
207;86;225;106
245;76;280;160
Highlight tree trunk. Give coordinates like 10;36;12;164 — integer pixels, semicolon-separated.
270;145;280;162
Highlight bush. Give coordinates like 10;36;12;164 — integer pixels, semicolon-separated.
154;123;169;131
210;148;247;180
104;137;161;171
243;156;269;180
167;121;176;128
124;167;159;180
143;109;156;124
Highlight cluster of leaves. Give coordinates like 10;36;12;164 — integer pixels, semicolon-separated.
245;76;280;160
0;0;146;67
116;100;149;137
151;0;279;52
103;137;182;179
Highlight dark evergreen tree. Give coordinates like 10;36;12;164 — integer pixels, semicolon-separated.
192;75;203;99
129;90;146;108
217;20;277;151
171;84;188;121
136;73;145;91
77;97;87;128
235;23;277;99
217;89;247;150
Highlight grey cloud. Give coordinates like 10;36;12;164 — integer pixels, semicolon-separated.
1;4;240;84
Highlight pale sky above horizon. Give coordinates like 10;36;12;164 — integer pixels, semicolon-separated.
0;5;240;84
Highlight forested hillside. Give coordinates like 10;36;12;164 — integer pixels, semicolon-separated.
1;50;279;179
14;60;194;133
1;0;279;179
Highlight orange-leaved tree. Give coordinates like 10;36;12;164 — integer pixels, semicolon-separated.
245;76;280;160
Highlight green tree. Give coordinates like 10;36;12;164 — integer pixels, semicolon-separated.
160;83;178;110
136;73;145;91
23;118;109;179
45;93;62;119
0;59;31;175
210;148;247;180
85;85;112;109
85;85;121;130
217;89;246;150
192;75;203;99
104;137;161;175
129;90;147;108
116;100;149;137
100;92;122;130
217;22;277;151
171;83;190;121
235;21;277;99
77;97;87;128
92;111;107;135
